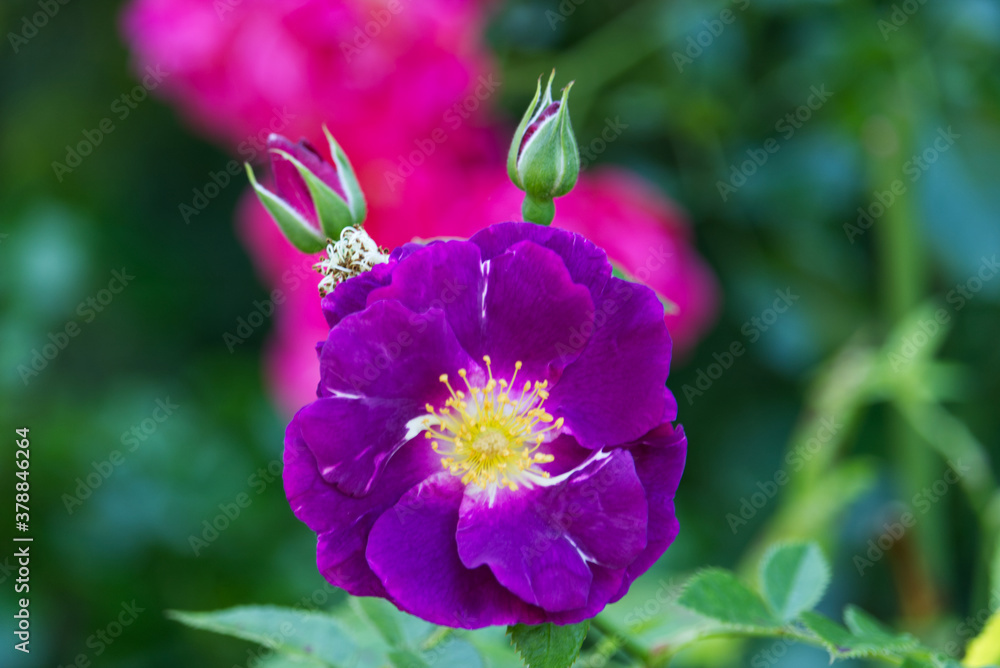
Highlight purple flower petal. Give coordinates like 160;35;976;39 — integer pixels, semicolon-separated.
296;397;417;497
367;240;486;358
455;449;648;612
305;301;477;495
284;419;441;596
321;262;396;330
535;433;593;478
321;244;422;329
549;278;672;448
480;240;593;382
548;564;628;624
282;222;687;625
366;472;549;628
613;423;687;601
319;300;475;401
366;237;594;384
470;222;612;302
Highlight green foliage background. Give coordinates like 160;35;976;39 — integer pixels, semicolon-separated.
1;0;999;666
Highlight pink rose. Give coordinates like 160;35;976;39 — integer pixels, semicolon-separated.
121;0;496;159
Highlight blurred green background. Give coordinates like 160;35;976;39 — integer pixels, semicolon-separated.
2;0;1000;666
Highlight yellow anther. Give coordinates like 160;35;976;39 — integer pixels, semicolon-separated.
422;358;564;492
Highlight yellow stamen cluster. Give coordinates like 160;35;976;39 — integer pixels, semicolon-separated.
424;356;562;491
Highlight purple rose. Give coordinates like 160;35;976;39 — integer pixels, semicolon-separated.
284;222;687;628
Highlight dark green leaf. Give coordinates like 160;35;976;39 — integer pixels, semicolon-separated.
800;609;917;660
388;649;432;668
353;597;406;648
844;606;916;648
507;621;589;668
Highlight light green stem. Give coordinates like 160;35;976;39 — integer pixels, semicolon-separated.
522;195;555;226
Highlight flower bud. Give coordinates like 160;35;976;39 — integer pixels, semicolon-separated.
246;126;367;253
507;71;580;219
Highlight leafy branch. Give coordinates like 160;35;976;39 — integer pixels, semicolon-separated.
170;543;1000;668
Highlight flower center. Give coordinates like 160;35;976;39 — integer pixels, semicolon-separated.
424;356;562;492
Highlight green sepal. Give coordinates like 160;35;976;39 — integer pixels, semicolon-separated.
268;148;353;242
507;73;547;188
323;125;367;229
517;79;579;202
245;162;325;253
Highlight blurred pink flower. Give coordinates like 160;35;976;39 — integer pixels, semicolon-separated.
123;0;718;416
121;0;496;160
240;165;719;415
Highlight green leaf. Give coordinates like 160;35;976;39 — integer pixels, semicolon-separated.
799;609;917;660
900;658;964;668
349;599;485;668
466;627;527;668
843;606;912;645
168;606;360;668
507;621;589;668
388;649;431;668
421;638;485;668
676;569;781;629
758;542;830;621
899;659;941;668
352;597;405;648
799;611;857;653
258;655;329;668
323;126;367;226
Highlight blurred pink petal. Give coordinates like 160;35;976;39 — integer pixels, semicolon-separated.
121;0;497;158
